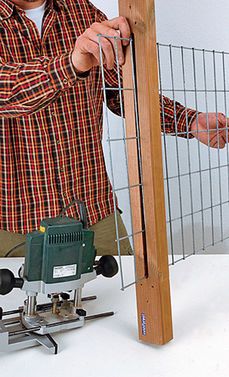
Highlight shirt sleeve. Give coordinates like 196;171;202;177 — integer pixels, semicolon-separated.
0;51;87;119
161;95;198;138
102;66;198;136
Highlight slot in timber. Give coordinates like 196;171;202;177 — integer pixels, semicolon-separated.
118;0;173;344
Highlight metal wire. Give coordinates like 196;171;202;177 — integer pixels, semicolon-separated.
99;34;229;287
158;43;229;263
98;34;147;290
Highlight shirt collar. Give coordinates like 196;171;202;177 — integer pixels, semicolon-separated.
0;0;14;20
0;0;66;20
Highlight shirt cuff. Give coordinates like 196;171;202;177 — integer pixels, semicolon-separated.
48;52;90;91
176;108;199;139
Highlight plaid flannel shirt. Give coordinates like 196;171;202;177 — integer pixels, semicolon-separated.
0;0;197;233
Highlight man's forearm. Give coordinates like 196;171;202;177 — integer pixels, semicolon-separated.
160;95;198;137
107;92;198;135
0;52;85;119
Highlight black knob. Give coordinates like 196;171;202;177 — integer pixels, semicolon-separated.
0;307;3;320
60;293;70;301
76;309;86;317
0;269;24;295
96;256;119;278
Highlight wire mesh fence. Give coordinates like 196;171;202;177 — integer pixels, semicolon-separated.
99;34;229;289
158;43;229;264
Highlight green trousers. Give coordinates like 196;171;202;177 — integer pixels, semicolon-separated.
0;212;132;257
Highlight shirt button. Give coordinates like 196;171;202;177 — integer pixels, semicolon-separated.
63;192;67;198
63;79;68;84
56;139;60;145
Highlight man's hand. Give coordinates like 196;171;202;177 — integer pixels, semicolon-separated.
190;113;228;149
71;16;131;73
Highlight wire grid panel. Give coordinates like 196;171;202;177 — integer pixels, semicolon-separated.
158;43;229;264
98;35;146;290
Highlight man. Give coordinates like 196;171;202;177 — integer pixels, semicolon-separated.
0;0;227;257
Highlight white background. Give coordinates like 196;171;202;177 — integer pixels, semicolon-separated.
91;0;229;51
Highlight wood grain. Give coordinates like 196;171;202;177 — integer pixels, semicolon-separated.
118;0;173;344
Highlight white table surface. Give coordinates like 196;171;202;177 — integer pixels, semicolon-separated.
1;255;229;377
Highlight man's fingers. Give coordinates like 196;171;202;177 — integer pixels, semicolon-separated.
217;113;226;127
80;29;115;69
95;34;115;69
207;112;226;129
209;131;226;149
192;112;228;149
91;23;124;65
100;38;115;69
74;17;130;72
211;139;226;149
102;30;124;65
211;113;227;147
77;37;101;65
102;16;131;46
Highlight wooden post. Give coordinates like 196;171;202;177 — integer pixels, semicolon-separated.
118;0;173;344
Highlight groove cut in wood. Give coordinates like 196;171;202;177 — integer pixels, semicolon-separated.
118;0;173;345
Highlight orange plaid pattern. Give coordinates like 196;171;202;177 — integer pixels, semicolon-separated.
0;0;197;233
